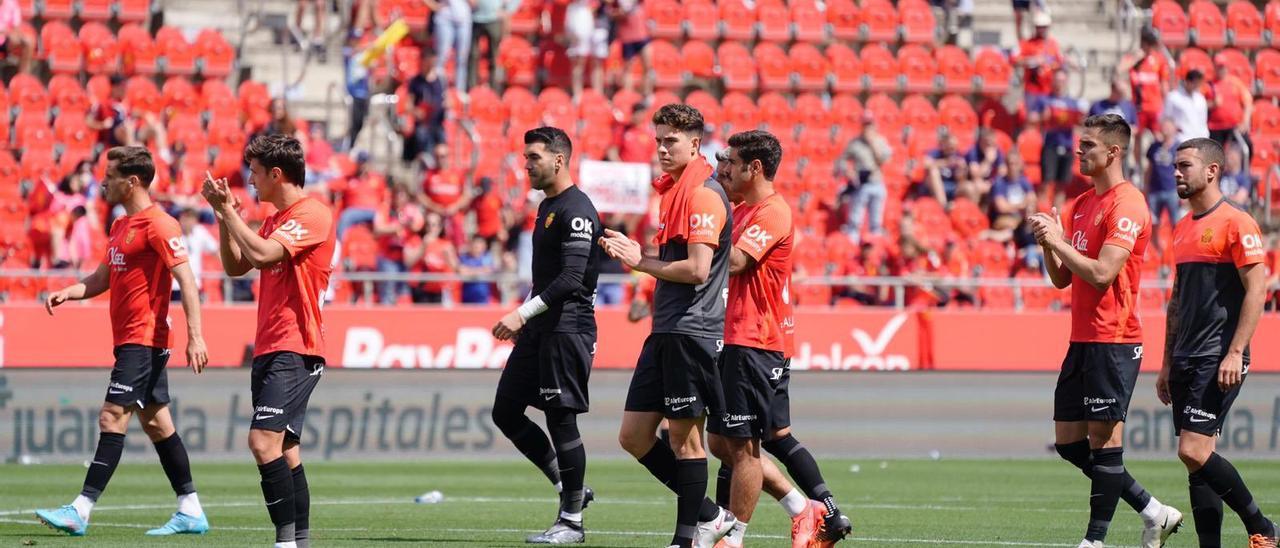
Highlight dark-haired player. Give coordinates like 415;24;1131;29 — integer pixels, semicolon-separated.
491;127;603;544
36;146;210;537
1160;137;1277;548
203;134;335;548
601;103;734;548
1029;113;1182;548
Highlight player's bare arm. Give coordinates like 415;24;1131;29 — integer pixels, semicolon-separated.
1031;210;1131;291
728;247;756;275
45;263;110;315
600;228;713;284
1157;282;1180;405
203;178;289;270
202;177;254;276
1218;262;1266;391
171;262;209;374
1030;209;1072;289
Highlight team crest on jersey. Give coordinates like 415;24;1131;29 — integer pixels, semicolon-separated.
1201;227;1214;244
1093;213;1103;226
544;212;555;229
124;228;137;244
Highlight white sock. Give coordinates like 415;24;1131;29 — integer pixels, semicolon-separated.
1139;497;1163;525
177;492;203;517
779;489;808;518
274;542;297;548
724;520;748;545
554;481;563;494
70;495;94;522
559;510;582;523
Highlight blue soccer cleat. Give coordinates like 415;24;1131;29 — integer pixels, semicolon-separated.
35;505;88;536
145;512;210;535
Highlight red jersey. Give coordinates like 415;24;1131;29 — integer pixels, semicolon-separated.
1016;37;1063;96
255;197;336;358
1129;53;1171;114
107;205;188;348
423;170;465;207
725;194;796;355
333;172;386;210
1206;76;1248;131
473;193;503;238
1061;182;1151;343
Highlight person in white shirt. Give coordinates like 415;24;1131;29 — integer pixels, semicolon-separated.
172;208;220;300
1161;69;1209;142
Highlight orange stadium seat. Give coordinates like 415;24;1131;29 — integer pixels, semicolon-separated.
684;90;721;127
860;43;898;93
719;0;757;41
901;94;939;140
1256;49;1280;97
1152;0;1190;47
936;45;974;94
467;85;506;126
1175;47;1213;81
791;43;829;92
826;0;861;41
899;0;936;44
864;93;903;137
47;39;83;74
42;0;74;20
1226;1;1265;49
507;0;540;35
1189;0;1227;49
80;22;120;75
163;76;201;117
684;1;719;41
756;42;793;92
117;0;151;22
718;42;757;92
860;0;898;43
1016;127;1043;185
681;40;716;80
503;86;541;131
499;37;537;88
757;1;792;43
826;42;863;94
791;1;826;43
400;0;430;31
1268;0;1280;45
157;27;197;75
79;0;113;21
794;92;832;131
757;92;795;135
721;91;759;133
974;47;1011;96
647;0;683;40
830;94;864;141
125;76;162;115
648;39;684;89
38;20;73;59
1254;99;1280;136
939;95;979;150
899;44;937;94
197;30;235;78
1214;48;1254;85
118;23;159;75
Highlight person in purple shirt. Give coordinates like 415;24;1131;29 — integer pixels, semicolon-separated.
1029;70;1088;197
1146;118;1181;253
965;128;1007;196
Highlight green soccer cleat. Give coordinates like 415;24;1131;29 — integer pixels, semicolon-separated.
35;505;88;536
145;512;210;535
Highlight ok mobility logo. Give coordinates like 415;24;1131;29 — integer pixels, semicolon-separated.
791;313;912;371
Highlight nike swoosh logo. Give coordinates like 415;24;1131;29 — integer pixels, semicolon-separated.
1090;406;1109;412
266;498;284;506
1074;214;1086;219
91;461;108;466
254;414;275;420
544;395;557;400
671;404;690;411
724;422;745;428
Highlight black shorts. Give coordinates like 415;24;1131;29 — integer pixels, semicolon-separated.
625;333;725;419
622;40;650;61
496;330;595;412
1053;342;1143;422
708;345;791;439
1171;355;1247;436
1042;144;1074;185
1011;0;1030;9
251;352;325;441
105;344;171;409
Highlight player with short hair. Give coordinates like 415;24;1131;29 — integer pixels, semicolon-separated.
1159;137;1277;548
35;146;211;537
203;134;335;548
706;131;851;548
600;103;735;548
1029;113;1182;548
491;127;603;544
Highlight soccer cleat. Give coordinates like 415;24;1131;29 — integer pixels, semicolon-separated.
694;507;737;548
1249;533;1279;548
526;518;585;544
1140;504;1182;548
812;510;852;547
791;500;822;548
1076;541;1104;548
145;512;210;535
34;505;88;536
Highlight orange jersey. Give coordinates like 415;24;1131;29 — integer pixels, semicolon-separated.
1062;182;1151;343
107;205;189;348
726;194;796;355
255;197;336;358
1129;53;1171;114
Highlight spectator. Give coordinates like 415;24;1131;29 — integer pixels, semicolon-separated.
839;112;891;242
471;177;504;247
333;151;388;237
260;98;309;153
458;235;497;304
173;208;219;300
343;36;371;150
608;0;652;94
404;47;448;165
295;0;326;60
565;0;608;99
1162;69;1208;143
1089;77;1138;126
88;75;128;148
421;143;472;244
965;128;1006;197
434;0;474;96
1206;63;1254;153
1014;11;1063;101
1010;0;1043;41
1219;145;1255;207
0;0;32;74
1127;28;1172;177
305;122;340;186
1146;118;1181;252
923;133;968;207
64;206;98;269
989;150;1037;234
405;211;458;304
1029;70;1086;203
373;186;424;304
700;124;726;169
609;102;656;163
470;0;519;89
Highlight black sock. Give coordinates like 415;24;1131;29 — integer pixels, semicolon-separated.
1085;447;1125;542
547;409;586;517
492;399;560;487
153;433;196;496
715;463;733;508
1199;453;1273;536
764;434;840;517
637;440;721;522
673;458;708;548
1055;440;1153;513
292;465;310;547
1189;470;1224;548
80;432;126;501
257;457;296;543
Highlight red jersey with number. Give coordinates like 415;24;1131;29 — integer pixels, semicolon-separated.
1061;182;1152;343
1129;53;1171;115
726;194;795;354
107;205;188;348
255;197;336;358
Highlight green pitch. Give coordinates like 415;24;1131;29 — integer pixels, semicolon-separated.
2;458;1277;546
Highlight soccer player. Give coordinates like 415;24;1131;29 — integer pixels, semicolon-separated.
1028;113;1182;548
491;127;602;544
1159;137;1277;547
35;146;211;537
600;103;735;548
203;134;335;548
707;132;852;548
